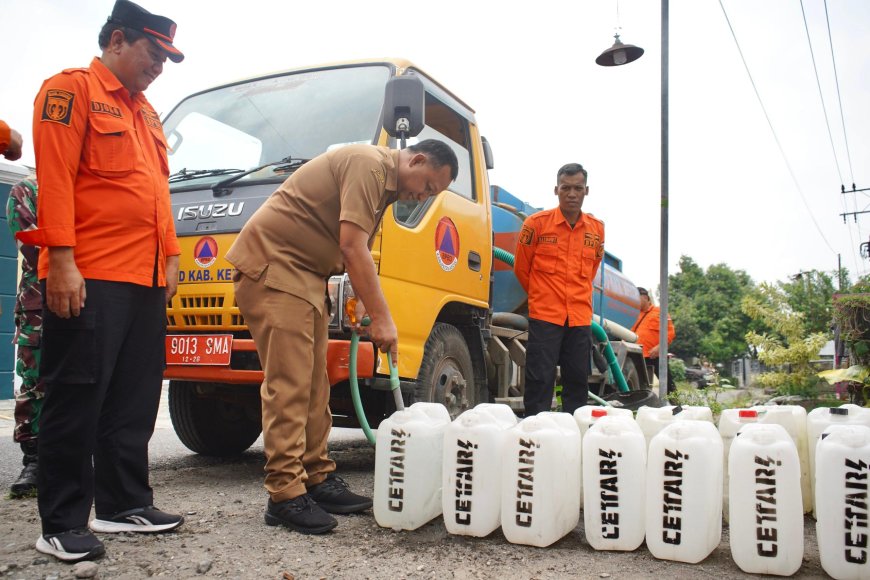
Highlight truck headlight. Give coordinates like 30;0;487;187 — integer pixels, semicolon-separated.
327;274;356;331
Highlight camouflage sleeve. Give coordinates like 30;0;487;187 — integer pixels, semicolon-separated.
6;179;39;267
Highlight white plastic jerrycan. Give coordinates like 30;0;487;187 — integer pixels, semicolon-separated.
500;412;581;547
808;405;870;517
645;420;723;563
442;403;517;537
718;408;760;522
374;402;451;531
636;405;714;448
753;405;811;514
815;424;870;580
583;415;647;551
729;423;803;576
573;405;634;437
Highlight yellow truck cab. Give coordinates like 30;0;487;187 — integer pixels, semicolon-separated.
163;59;498;455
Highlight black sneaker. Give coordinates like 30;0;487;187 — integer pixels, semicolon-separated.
307;473;373;514
89;506;184;533
10;461;38;498
35;528;105;562
265;494;337;534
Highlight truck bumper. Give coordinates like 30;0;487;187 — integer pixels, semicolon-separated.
163;338;376;386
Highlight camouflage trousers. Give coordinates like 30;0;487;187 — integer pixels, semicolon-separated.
14;345;44;444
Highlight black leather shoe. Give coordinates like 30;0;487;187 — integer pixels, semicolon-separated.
307;474;373;514
265;495;337;534
10;452;38;498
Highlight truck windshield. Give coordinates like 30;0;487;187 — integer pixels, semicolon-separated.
162;65;391;186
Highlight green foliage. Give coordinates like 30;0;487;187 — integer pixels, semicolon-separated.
668;358;686;382
779;270;838;335
742;282;829;395
833;285;870;367
667;256;756;365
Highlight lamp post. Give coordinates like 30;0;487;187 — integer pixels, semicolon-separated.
596;0;670;399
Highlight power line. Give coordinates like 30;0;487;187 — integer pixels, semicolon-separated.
799;0;861;277
717;0;837;256
824;0;863;277
800;0;843;185
824;0;856;188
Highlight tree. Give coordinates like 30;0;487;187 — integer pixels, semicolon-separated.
742;283;829;392
779;269;838;335
667;256;756;366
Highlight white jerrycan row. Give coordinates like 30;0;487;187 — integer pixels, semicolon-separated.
808;405;870;518
373;402;451;531
751;405;811;514
718;409;760;522
729;423;804;576
815;424;870;580
636;405;714;448
501;412;581;547
645;420;723;564
583;415;646;551
441;403;517;537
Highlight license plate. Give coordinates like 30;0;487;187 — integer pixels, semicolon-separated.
166;334;233;365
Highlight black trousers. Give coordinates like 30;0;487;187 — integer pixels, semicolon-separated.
37;280;166;534
524;319;591;416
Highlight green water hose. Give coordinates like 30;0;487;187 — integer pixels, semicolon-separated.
492;246;629;394
350;318;402;445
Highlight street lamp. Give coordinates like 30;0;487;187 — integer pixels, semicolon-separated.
596;1;670;399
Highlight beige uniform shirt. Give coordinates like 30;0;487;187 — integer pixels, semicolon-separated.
226;144;399;315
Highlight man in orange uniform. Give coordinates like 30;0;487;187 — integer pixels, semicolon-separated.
631;286;676;391
16;0;185;563
514;163;604;415
0;120;23;160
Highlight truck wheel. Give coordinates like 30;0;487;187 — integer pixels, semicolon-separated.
416;323;476;419
169;381;262;456
623;358;641;391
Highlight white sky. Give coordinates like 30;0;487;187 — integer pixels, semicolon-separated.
3;0;869;290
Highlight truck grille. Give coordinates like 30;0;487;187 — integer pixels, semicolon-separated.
167;292;246;331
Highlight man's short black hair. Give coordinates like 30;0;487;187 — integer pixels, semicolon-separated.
557;163;588;183
98;22;146;49
637;287;649;297
408;139;459;182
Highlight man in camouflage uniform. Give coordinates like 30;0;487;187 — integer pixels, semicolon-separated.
6;176;42;497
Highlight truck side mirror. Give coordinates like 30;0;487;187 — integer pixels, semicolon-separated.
383;74;425;147
481;136;495;170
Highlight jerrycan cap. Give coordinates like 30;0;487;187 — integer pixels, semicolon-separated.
591;409;608;418
671;405;684;416
738;410;758;419
831;407;849;416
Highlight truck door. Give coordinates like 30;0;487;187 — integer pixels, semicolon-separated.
377;77;491;375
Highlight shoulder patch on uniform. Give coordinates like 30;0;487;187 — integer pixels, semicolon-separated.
519;224;534;246
141;107;162;129
41;89;75;126
370;167;385;186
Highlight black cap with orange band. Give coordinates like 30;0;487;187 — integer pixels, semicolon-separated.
107;0;184;63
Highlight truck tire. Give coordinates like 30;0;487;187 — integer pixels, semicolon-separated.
416;323;476;419
623;358;641;391
169;381;262;457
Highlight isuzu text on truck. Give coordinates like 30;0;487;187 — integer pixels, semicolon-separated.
161;59;651;456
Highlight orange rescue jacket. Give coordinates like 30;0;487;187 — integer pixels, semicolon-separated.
632;305;676;358
18;58;180;287
514;208;604;326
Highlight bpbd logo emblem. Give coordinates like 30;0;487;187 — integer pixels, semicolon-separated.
194;237;218;268
435;218;459;272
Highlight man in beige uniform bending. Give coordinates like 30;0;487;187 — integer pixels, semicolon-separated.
227;140;458;534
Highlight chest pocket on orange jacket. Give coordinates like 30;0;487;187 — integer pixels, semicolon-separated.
147;123;170;177
533;243;559;274
86;114;135;177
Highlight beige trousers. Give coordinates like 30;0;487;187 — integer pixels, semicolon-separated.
234;272;335;502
